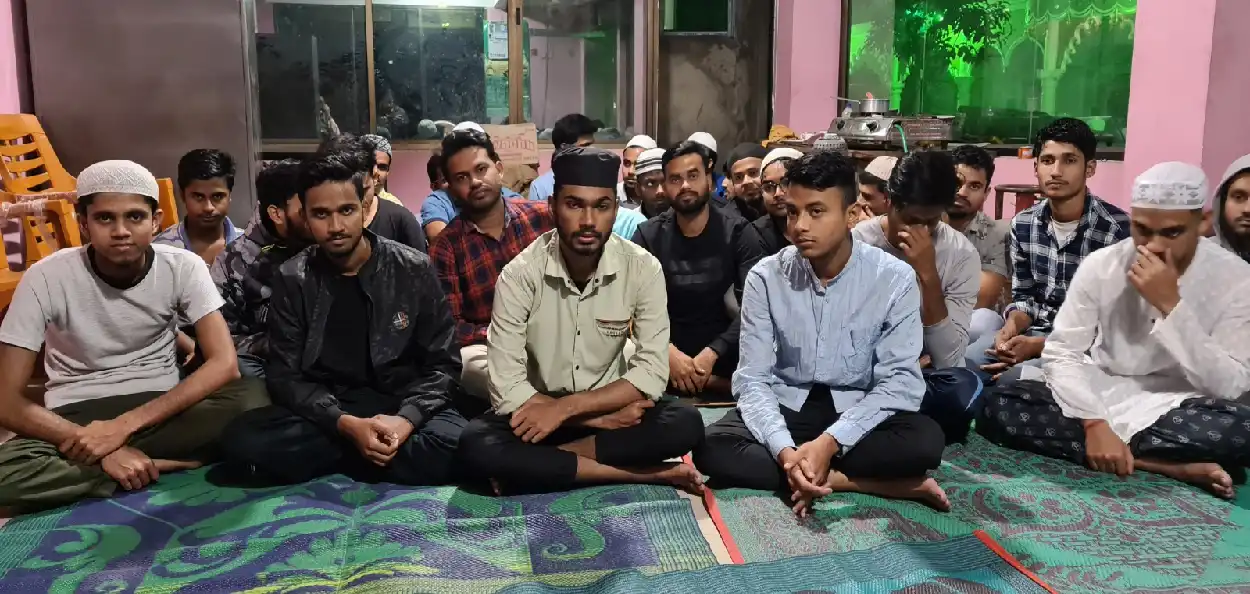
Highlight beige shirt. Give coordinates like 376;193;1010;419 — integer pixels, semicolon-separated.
486;230;670;415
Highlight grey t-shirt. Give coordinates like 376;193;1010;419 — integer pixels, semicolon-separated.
851;217;980;369
961;211;1011;278
0;244;224;409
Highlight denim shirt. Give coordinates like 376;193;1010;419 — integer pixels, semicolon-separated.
734;241;926;458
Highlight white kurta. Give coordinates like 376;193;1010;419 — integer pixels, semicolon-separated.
1041;238;1250;443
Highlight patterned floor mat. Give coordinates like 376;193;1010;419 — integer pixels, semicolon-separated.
0;471;718;593
498;533;1052;593
700;404;1250;594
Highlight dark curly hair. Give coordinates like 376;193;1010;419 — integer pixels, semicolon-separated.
950;144;995;184
297;152;368;202
783;150;858;209
888;151;959;209
661;140;715;174
177;148;236;191
1033;117;1097;162
439;130;501;179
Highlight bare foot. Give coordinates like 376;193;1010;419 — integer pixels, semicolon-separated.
828;472;951;512
648;462;705;495
152;459;202;473
1138;459;1235;499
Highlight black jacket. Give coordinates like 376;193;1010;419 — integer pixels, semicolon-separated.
266;231;461;432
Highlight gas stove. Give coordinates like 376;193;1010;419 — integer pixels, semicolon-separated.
831;114;956;149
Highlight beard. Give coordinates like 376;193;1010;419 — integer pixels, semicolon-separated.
671;190;710;215
559;226;608;256
319;230;362;259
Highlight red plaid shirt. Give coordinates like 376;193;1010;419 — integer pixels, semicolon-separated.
429;200;555;347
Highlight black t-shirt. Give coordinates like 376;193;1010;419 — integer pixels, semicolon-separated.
753;215;790;256
632;205;765;366
314;274;372;389
370;199;428;253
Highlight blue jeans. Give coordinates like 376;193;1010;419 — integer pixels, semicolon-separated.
919;367;983;445
964;330;1047;387
238;353;266;379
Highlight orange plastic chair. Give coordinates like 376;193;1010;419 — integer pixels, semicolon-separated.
157;178;178;231
0;114;76;194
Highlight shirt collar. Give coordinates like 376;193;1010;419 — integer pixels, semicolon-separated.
178;216;241;247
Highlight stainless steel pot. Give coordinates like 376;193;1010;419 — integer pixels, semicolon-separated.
858;98;892;114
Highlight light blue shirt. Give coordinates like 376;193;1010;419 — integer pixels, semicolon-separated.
612;207;646;240
152;217;244;251
419;187;523;225
734;241;926;458
528;170;555;202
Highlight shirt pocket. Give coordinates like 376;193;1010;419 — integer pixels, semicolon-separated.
842;327;879;379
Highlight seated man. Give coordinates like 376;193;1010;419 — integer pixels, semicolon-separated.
978;162;1250;498
857;156;895;217
754;147;802;255
694;151;948;515
967;118;1129;385
429;129;554;402
154;148;244;265
850;151;982;442
220;153;466;486
360;134;405;206
460;147;704;494
317;134;428;253
0;160;266;512
947;145;1011;342
633;147;670;219
722;142;770;221
1212;154;1250;263
420;141;524;242
617;134;658;210
529;113;598;202
211;160;311;378
633;140;766;398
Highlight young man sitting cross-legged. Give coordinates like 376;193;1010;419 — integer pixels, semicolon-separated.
218;152;467;487
459;147;705;495
0;160;267;512
693;151;949;516
978;162;1250;499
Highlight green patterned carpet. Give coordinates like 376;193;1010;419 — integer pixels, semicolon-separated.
0;472;718;593
699;408;1250;593
498;534;1050;593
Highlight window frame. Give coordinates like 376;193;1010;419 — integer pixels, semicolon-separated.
256;0;661;152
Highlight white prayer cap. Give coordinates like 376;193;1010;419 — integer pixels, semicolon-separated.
635;147;666;176
687;132;718;154
1132;161;1209;211
453;121;486;134
761;147;804;171
626;135;658;150
77;160;159;199
864;156;898;181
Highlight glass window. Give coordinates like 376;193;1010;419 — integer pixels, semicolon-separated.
846;0;1137;148
662;0;732;35
256;1;369;141
521;0;640;142
372;3;496;141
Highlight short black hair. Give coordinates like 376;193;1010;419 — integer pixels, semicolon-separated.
297;152;367;202
551;113;598;150
1033;117;1097;162
888;151;959;209
316;134;376;175
177;148;236;191
426;153;444;181
76;194;158;218
784;150;859;209
950;144;996;184
662;140;714;174
439;130;501;179
857;170;887;195
257;159;302;213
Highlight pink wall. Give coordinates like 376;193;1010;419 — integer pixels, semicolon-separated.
772;0;841;133
1200;0;1250;188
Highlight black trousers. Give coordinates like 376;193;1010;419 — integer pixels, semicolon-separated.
692;386;946;491
977;380;1250;468
219;387;466;486
458;399;705;493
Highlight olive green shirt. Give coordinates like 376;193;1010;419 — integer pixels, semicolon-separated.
486;230;670;415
